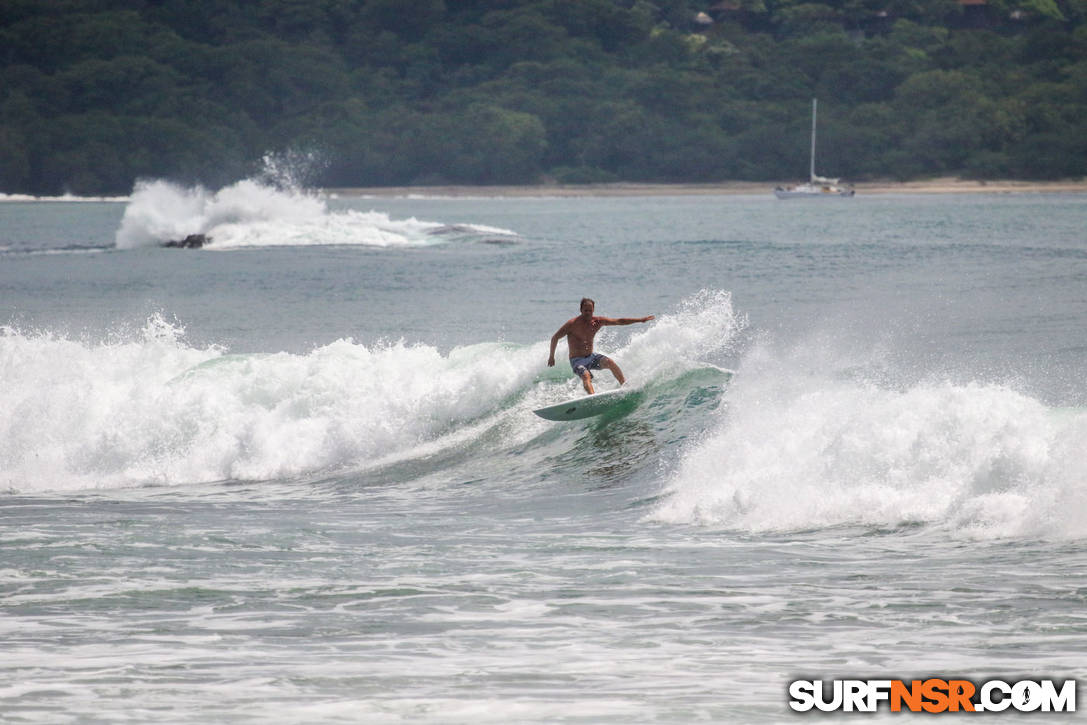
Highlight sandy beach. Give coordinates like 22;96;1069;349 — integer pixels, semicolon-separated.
326;177;1087;198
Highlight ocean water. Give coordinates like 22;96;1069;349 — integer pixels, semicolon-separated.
2;178;1086;722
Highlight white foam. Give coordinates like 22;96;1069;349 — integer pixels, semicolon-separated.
113;178;516;250
652;339;1087;540
0;318;541;492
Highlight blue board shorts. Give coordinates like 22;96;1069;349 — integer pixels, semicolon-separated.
570;353;606;379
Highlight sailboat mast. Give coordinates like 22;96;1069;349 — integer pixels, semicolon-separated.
809;98;817;183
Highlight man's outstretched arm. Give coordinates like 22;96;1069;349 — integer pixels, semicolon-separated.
599;315;655;326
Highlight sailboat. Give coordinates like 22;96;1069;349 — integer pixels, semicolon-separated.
774;99;855;199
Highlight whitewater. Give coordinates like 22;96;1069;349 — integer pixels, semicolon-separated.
1;177;1086;722
113;178;518;249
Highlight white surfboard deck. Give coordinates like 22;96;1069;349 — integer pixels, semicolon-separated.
533;387;638;421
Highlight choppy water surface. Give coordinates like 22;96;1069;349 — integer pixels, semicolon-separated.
1;180;1085;722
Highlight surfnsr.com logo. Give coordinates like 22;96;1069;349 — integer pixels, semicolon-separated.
789;679;1076;713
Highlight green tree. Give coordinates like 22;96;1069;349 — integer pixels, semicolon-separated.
0;0;1085;192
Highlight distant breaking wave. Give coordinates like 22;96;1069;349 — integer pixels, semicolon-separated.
113;178;518;250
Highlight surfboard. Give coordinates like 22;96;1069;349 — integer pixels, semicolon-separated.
533;388;638;421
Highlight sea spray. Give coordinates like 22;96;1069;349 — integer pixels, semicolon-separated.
256;149;327;191
615;289;747;380
652;338;1087;539
113;177;517;249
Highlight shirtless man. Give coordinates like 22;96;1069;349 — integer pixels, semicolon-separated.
547;298;655;394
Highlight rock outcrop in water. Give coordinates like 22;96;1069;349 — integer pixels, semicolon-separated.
163;234;209;248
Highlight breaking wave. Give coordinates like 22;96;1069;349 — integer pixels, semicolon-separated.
652;339;1087;540
113;178;517;250
0;291;743;492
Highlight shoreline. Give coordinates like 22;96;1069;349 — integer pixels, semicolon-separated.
326;177;1087;198
3;178;1085;203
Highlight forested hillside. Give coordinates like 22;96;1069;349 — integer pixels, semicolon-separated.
2;0;1085;194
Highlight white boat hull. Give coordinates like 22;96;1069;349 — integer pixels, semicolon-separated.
774;184;855;199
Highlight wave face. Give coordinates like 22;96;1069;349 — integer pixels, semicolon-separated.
652;340;1087;540
113;178;516;249
0;292;744;493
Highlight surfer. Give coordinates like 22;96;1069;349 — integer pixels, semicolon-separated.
547;298;654;394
